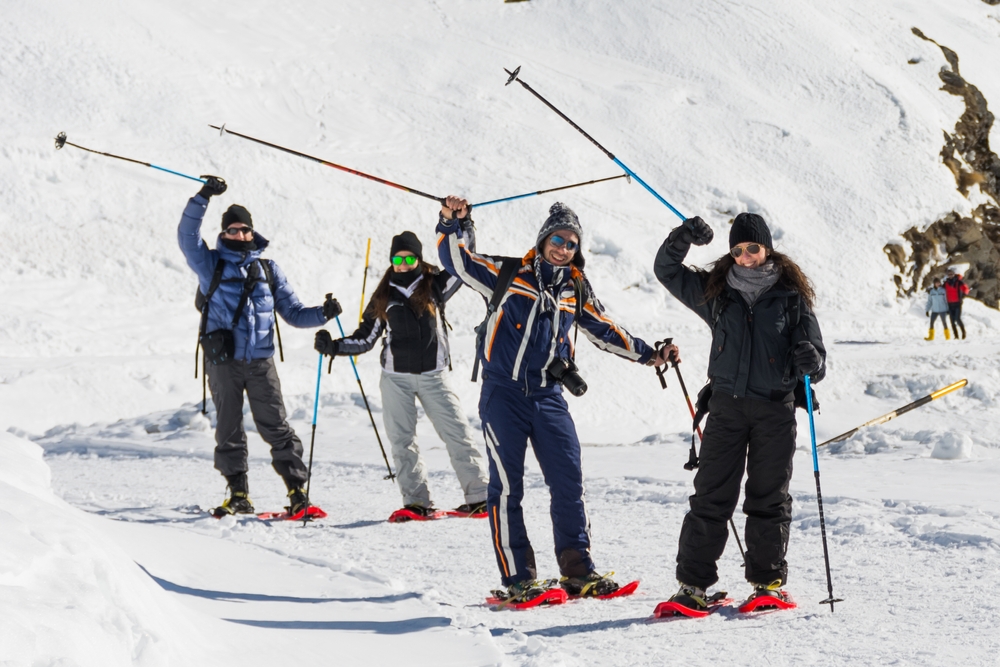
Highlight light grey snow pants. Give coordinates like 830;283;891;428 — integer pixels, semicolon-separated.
379;370;489;508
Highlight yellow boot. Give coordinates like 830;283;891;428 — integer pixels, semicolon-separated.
924;328;934;341
944;329;951;340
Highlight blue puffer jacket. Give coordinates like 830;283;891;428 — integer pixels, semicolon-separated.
178;195;327;361
437;215;654;396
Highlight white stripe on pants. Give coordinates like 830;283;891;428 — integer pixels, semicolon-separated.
379;370;489;507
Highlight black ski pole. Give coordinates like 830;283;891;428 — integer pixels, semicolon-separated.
303;352;324;526
655;339;747;566
503;67;686;220
331;315;395;480
804;374;843;612
818;379;967;448
210;124;444;204
54;132;206;183
471;173;630;208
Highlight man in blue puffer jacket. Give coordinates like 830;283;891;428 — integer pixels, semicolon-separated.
179;176;343;518
437;194;677;604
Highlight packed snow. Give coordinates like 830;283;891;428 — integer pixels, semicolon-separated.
2;0;1000;665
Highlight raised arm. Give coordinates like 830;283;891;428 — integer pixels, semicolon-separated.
436;195;503;299
653;217;716;325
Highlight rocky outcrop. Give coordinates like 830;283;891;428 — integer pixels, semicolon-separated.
885;29;1000;306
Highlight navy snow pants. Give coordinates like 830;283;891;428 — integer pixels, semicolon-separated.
479;381;593;587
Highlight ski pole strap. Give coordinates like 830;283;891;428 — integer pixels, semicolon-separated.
653;338;673;389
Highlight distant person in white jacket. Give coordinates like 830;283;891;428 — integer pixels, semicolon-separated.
924;278;949;341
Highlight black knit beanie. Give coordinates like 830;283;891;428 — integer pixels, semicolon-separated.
729;212;772;249
221;204;253;230
390;231;423;260
536;202;585;268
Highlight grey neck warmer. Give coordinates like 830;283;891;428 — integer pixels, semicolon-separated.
727;260;780;305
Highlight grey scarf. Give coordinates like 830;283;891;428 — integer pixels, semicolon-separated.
727;260;780;305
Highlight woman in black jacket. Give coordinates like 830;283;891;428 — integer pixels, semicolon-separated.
315;232;489;522
653;212;826;614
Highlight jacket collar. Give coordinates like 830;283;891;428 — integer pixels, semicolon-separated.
215;232;269;266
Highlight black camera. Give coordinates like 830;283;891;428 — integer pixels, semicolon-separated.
547;358;588;397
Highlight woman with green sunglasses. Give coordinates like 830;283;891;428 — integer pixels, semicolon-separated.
315;231;489;522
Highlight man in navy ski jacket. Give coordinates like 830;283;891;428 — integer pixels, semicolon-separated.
437;194;676;603
178;175;342;518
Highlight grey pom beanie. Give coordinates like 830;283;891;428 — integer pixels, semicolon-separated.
535;202;585;268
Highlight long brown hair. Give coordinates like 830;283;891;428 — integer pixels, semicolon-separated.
702;250;816;309
368;261;440;320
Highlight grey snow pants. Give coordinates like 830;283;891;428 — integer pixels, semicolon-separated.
379;370;489;508
206;357;308;487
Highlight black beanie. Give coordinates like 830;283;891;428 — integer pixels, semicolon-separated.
390;231;423;260
729;212;772;249
221;204;253;230
536;202;585;268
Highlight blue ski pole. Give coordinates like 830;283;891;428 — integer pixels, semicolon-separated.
804;374;843;612
54;132;206;183
333;315;396;480
302;352;323;526
503;67;686;220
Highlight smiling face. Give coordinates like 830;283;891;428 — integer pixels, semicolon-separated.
731;242;767;268
543;231;579;267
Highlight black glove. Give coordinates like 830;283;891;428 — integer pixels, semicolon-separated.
322;295;343;321
198;175;227;199
680;216;714;246
314;329;340;357
926;311;930;317
793;341;822;379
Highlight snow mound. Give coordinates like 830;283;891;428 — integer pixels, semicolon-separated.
930;431;973;460
0;431;209;666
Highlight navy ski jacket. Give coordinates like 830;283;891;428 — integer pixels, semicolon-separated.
178;195;327;362
437;215;654;396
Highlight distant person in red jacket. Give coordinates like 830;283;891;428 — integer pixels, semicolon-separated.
943;267;969;339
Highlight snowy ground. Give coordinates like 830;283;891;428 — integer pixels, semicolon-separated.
4;0;1000;665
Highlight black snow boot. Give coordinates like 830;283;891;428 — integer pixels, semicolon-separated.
286;487;310;515
560;571;620;597
212;473;254;518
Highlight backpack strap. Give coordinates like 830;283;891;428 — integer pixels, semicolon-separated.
197;259;227;338
258;259;283;362
471;257;522;382
570;275;587;359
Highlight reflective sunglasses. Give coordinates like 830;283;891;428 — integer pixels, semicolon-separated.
730;243;764;258
549;234;579;251
392;255;419;266
223;226;253;236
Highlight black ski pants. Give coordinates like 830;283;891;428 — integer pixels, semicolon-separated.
676;393;796;589
206;357;308;487
948;302;965;338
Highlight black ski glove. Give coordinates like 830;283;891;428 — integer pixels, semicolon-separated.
680;216;714;246
314;329;340;357
322;295;343;321
926;311;930;317
198;175;228;199
793;341;823;379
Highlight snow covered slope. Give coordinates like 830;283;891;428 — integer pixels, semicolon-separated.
2;0;1000;665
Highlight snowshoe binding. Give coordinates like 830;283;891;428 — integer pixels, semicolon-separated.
737;581;797;613
211;491;254;518
561;571;629;599
653;584;731;619
388;504;445;523
487;579;568;610
445;500;487;518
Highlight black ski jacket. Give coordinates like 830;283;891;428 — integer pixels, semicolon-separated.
338;269;461;375
653;234;826;402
